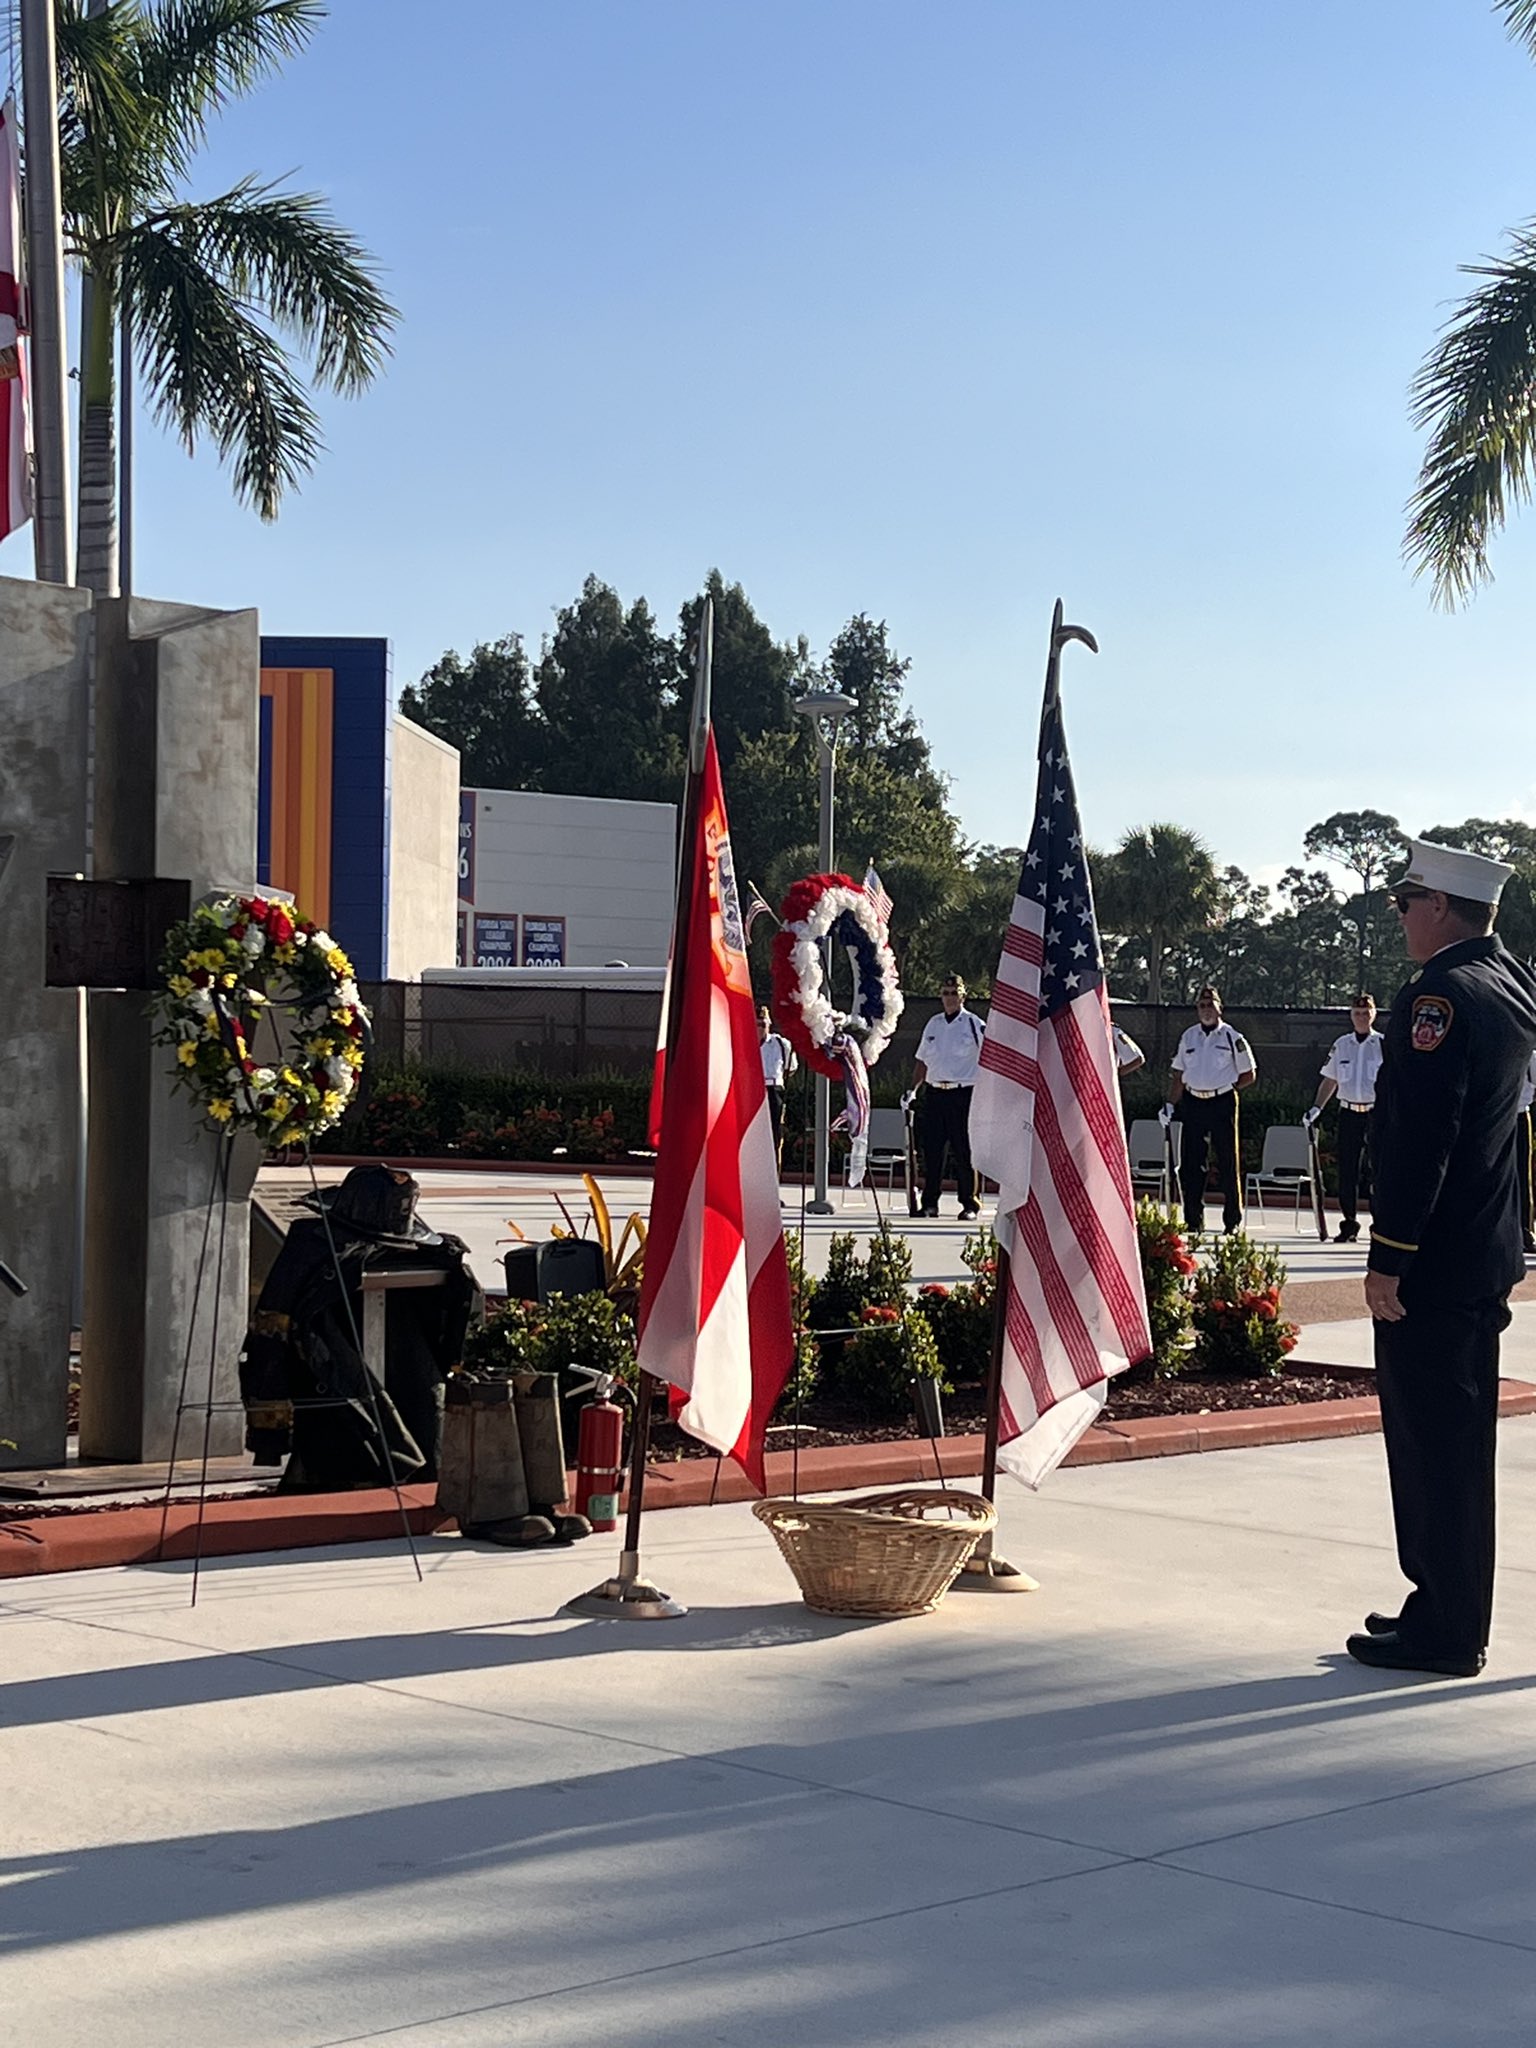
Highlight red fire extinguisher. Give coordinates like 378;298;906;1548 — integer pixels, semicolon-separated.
571;1369;626;1532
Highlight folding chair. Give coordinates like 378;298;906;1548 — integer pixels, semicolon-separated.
1244;1125;1312;1231
842;1106;910;1205
1127;1118;1180;1205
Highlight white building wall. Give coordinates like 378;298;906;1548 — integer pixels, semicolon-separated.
461;787;676;968
388;716;461;977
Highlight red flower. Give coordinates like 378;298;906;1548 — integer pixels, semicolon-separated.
1174;1254;1197;1274
231;921;247;940
241;1058;255;1076
190;970;210;988
267;906;295;945
246;898;270;924
919;1283;950;1299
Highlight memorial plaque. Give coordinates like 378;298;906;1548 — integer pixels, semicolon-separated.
45;876;191;989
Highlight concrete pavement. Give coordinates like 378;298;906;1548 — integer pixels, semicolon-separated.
7;1426;1536;2044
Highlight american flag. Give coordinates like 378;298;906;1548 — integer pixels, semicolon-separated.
743;880;776;939
968;662;1151;1487
637;728;794;1489
863;862;892;933
0;99;31;545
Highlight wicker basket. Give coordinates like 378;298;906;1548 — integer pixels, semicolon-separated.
753;1488;997;1618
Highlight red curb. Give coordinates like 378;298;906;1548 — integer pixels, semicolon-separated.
5;1383;1535;1578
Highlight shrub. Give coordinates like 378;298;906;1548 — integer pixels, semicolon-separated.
829;1303;945;1417
1190;1231;1299;1376
865;1229;913;1306
1134;1200;1197;1377
911;1225;999;1384
810;1232;868;1330
464;1290;638;1388
316;1059;653;1160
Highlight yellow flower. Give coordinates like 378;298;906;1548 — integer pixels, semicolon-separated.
203;1015;222;1037
321;1091;343;1119
167;974;194;998
176;1042;198;1068
207;1098;234;1123
334;1007;353;1028
326;947;352;975
281;1068;301;1088
341;1042;365;1068
270;1094;293;1120
274;942;296;964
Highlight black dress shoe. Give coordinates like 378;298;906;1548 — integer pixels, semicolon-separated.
958;1207;979;1222
1334;1223;1359;1243
1363;1610;1399;1636
1345;1629;1484;1678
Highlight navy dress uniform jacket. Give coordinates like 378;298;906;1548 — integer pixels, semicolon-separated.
1368;935;1536;1304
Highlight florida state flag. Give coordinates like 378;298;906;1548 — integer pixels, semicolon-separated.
636;729;793;1488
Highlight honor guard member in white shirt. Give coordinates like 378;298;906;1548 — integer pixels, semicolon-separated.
1112;1024;1145;1077
1162;985;1257;1233
903;974;985;1219
1304;993;1383;1243
757;1006;796;1174
1518;1050;1536;1253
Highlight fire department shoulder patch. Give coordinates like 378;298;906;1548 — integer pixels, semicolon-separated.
1410;993;1454;1052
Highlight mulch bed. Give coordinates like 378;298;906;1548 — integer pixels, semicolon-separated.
649;1364;1372;1459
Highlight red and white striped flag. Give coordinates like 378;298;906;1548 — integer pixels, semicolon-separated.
637;728;794;1489
0;98;32;545
969;675;1151;1487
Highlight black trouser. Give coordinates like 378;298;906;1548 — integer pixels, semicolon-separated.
1177;1090;1241;1232
1518;1109;1534;1244
765;1085;784;1171
1336;1107;1373;1228
1374;1294;1509;1656
921;1085;976;1213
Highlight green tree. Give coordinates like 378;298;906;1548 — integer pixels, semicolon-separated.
1096;824;1221;1003
1420;815;1536;958
401;636;543;790
1302;810;1407;983
58;0;396;596
533;576;682;802
677;572;798;771
1405;2;1536;601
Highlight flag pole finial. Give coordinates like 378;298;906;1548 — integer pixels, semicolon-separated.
1044;597;1098;707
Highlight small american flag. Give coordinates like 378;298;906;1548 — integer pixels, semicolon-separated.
968;658;1151;1487
862;863;892;933
743;880;776;940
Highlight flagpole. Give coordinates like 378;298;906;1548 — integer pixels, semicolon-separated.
958;599;1097;1592
564;597;715;1621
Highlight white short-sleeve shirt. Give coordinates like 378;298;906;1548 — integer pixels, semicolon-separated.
1112;1025;1144;1069
760;1034;794;1088
1172;1021;1256;1092
1321;1029;1383;1107
917;1006;985;1086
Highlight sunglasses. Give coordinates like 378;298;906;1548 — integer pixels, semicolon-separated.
1391;889;1431;914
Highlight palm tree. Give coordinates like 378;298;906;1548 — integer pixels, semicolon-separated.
56;0;397;595
1096;823;1220;1004
1405;1;1536;604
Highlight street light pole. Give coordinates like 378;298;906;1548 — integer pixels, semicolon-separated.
792;687;856;1215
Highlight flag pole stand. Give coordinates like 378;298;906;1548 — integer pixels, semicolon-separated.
954;1248;1040;1593
564;1370;686;1619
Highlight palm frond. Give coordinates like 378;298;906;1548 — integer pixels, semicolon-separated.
126;211;324;516
1499;2;1536;62
56;0;164;233
134;178;396;391
133;0;325;177
1404;227;1536;606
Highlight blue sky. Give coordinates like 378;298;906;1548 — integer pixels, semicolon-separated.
7;0;1536;886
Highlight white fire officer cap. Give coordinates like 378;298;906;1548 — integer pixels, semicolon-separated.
1386;836;1514;907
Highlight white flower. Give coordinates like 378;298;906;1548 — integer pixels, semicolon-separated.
310;929;334;952
325;1056;351;1089
187;988;214;1017
335;979;360;1009
241;927;266;958
252;1067;277;1090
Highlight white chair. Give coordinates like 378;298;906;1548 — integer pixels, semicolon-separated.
1244;1125;1312;1231
1127;1118;1180;1205
842;1106;911;1203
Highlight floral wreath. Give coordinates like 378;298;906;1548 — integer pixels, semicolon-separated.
152;893;370;1147
770;872;904;1080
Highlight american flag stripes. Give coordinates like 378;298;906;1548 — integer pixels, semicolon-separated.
743;880;776;939
968;660;1151;1487
636;729;794;1489
862;862;892;933
0;99;31;545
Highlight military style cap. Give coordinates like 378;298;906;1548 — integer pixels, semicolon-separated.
1386;836;1513;907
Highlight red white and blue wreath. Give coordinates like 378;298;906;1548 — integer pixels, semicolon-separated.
771;873;903;1183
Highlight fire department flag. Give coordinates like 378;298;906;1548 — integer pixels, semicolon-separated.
0;97;32;544
636;729;794;1488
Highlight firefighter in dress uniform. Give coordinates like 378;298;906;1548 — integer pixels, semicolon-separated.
1161;986;1256;1234
1304;994;1383;1243
1350;839;1536;1677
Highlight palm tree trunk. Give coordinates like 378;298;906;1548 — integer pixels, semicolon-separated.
76;268;118;597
